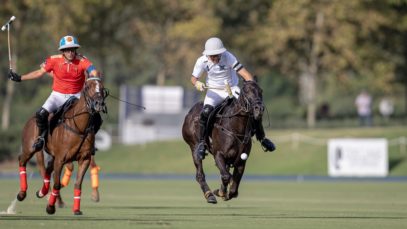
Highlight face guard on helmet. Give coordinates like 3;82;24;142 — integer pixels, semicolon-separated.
58;35;80;50
203;37;226;56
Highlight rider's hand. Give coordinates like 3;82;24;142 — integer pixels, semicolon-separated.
194;81;205;91
8;70;21;82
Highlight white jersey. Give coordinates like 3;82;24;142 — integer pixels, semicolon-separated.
192;51;243;88
192;51;244;107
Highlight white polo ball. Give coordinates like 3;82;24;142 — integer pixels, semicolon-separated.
240;153;248;160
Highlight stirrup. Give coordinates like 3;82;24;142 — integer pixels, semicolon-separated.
32;137;45;150
260;138;276;152
195;142;207;160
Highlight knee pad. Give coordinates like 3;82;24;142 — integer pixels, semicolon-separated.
36;108;49;123
200;105;214;122
35;108;49;130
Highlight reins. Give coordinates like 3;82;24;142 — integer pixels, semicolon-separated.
61;77;105;137
213;84;260;145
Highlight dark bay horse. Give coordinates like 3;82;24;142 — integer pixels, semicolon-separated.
16;76;107;215
182;80;264;204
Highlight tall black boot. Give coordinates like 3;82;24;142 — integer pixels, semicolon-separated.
195;121;207;160
254;119;276;152
194;105;213;160
32;108;49;151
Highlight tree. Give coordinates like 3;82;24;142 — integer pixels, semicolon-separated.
249;0;398;127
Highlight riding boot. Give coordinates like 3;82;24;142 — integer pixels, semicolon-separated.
33;108;49;151
195;121;207;160
195;105;213;160
254;119;276;152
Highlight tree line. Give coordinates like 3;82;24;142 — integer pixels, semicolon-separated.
1;0;407;135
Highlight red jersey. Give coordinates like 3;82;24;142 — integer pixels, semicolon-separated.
41;54;93;94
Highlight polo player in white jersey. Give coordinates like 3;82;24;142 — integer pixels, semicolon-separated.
190;37;276;160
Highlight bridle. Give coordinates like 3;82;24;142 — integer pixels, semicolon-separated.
83;77;108;115
214;81;264;145
62;77;108;137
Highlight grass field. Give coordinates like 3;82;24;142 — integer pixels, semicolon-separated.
90;126;407;176
1;179;407;229
1;126;406;228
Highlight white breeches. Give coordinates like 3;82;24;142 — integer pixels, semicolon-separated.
42;91;81;112
203;86;240;107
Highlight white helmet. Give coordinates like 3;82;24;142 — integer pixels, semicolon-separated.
58;35;80;50
202;37;226;55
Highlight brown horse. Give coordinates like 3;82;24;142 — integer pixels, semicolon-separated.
182;80;264;204
16;76;107;215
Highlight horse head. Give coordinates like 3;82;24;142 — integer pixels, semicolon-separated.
83;77;108;114
240;80;264;121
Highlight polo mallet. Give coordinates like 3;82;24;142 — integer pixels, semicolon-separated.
1;16;16;70
203;80;234;98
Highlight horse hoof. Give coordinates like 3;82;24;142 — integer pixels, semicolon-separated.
74;210;83;215
16;192;26;201
36;190;46;198
46;205;56;215
91;189;100;202
213;189;225;198
206;195;217;204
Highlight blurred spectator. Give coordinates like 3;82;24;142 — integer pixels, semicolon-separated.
355;90;372;127
379;97;394;123
317;102;330;120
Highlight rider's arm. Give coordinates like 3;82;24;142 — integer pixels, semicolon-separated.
190;76;199;86
237;67;254;82
20;68;47;81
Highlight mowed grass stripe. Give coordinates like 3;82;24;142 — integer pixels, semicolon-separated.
1;180;406;229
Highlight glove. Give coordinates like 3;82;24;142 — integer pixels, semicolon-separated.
8;70;21;82
194;81;205;91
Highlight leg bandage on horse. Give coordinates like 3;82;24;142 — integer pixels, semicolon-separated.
73;188;81;212
48;189;60;206
38;173;51;197
90;166;100;189
19;167;27;192
61;167;72;187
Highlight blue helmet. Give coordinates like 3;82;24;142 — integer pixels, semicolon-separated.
58;35;80;50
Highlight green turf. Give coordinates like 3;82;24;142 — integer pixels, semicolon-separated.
1;179;406;229
91;126;407;176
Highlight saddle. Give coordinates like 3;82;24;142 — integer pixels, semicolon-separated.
205;97;234;139
49;96;103;135
49;96;78;135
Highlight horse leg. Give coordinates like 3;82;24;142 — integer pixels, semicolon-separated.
213;153;231;201
228;162;246;200
16;148;39;201
90;155;100;202
45;159;63;215
61;162;74;187
72;158;91;215
35;151;53;198
192;148;217;204
55;162;74;209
